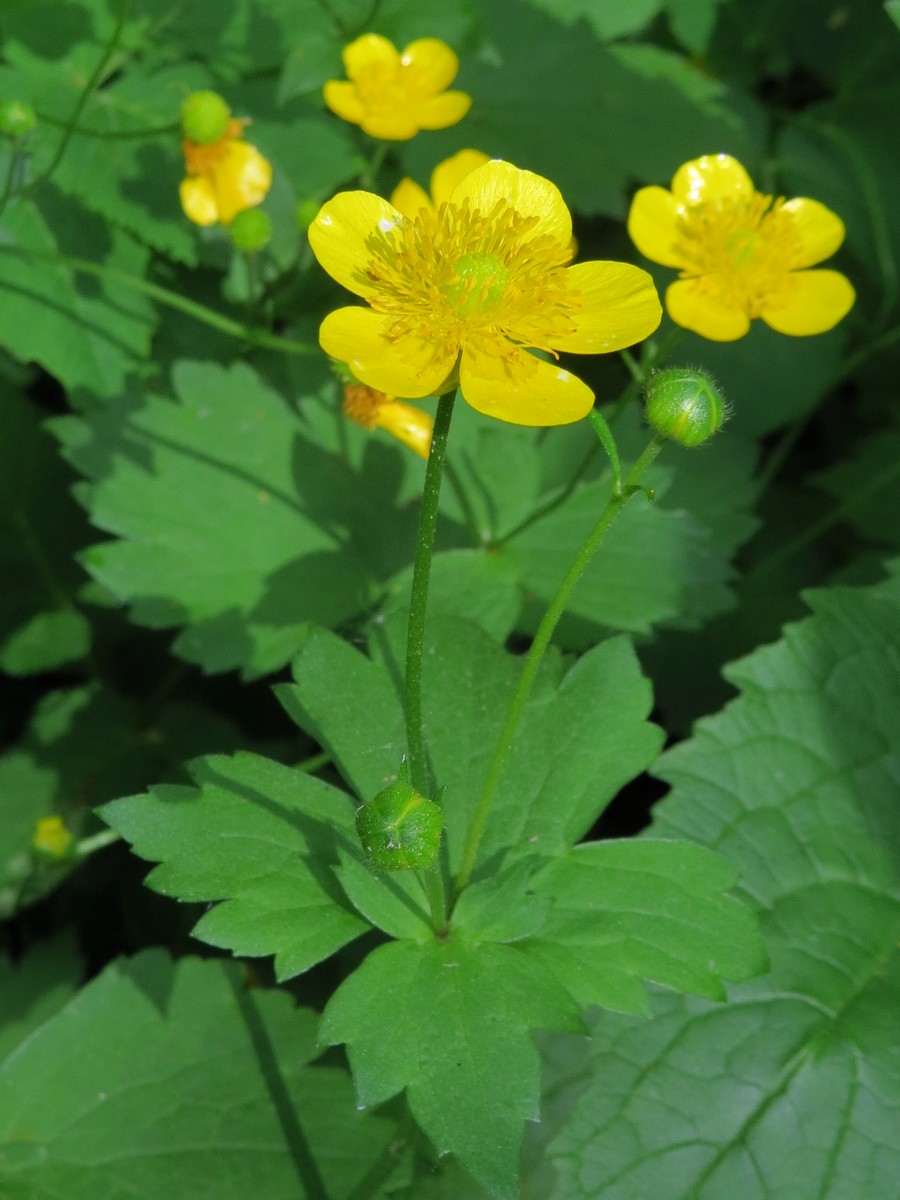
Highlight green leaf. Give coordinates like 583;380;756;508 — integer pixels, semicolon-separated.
664;0;724;51
0;188;156;401
521;0;663;42
321;936;583;1200
54;360;422;678
0;951;403;1200
0;385;91;674
542;567;900;1198
100;751;372;979
0;935;81;1063
813;427;900;548
381;549;522;642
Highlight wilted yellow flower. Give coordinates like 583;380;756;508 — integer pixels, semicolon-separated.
390;148;490;217
32;816;74;859
323;33;471;141
343;382;433;459
180;118;272;227
309;160;661;427
627;153;855;341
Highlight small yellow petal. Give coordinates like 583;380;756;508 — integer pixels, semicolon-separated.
553;261;662;353
180;176;219;226
376;400;434;459
781;198;846;269
400;38;460;95
414;91;472;131
451;160;572;250
343;33;399;80
213;142;272;225
627;185;685;268
390;177;433;220
359;110;422;140
430;149;491;207
666;279;751;340
323;80;366;124
459;342;594;427
319;307;457;398
309;191;403;297
761;269;855;336
670;153;754;206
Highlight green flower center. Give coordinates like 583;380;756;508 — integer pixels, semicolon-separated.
443;252;510;317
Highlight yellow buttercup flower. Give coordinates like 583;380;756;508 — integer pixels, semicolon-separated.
628;153;855;341
390;148;490;217
32;816;74;859
308;160;661;427
323;33;471;141
343;382;433;459
180;118;272;227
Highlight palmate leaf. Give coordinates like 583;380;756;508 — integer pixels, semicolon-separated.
541;566;900;1199
0;951;403;1200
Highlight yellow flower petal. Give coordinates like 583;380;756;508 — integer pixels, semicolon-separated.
359;110;423;140
430;149;490;207
309;191;403;297
323;80;366;124
450;160;572;250
666;279;751;340
400;38;460;95
213;141;272;225
414;91;472;131
459;342;594;426
319;306;457;397
343;33;399;80
781;198;846;268
552;261;661;353
671;153;754;206
390;177;433;219
180;176;219;226
627;185;685;268
760;269;856;336
376;400;434;459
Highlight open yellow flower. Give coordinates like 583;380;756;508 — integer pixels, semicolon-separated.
343;382;433;459
308;160;661;426
628;153;855;341
323;33;471;141
180;118;272;227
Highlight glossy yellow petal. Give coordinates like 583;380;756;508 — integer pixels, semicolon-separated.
323;80;366;124
213;142;272;225
760;269;855;336
390;177;433;220
414;90;472;131
459;342;594;426
400;38;460;95
451;161;572;250
781;198;846;268
319;307;457;398
627;184;685;267
553;261;662;353
376;400;434;459
666;279;751;341
671;153;754;206
180;176;219;226
430;149;491;207
358;110;422;140
343;33;399;81
308;191;403;297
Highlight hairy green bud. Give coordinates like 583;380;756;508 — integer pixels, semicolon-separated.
229;208;272;252
0;100;37;137
644;367;726;447
181;91;231;145
356;781;443;871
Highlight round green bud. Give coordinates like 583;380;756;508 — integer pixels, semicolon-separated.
644;367;726;447
180;90;231;145
294;198;321;231
0;100;37;137
356;782;443;871
228;208;272;252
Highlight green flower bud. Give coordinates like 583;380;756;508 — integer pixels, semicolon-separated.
0;100;37;137
644;367;726;447
356;781;443;871
229;208;272;252
294;198;321;231
181;90;231;145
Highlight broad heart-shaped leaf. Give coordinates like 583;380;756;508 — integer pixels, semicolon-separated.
279;614;664;873
0;384;91;674
0;186;155;402
100;753;374;980
320;935;583;1200
0;951;402;1200
53;360;424;678
540;567;900;1199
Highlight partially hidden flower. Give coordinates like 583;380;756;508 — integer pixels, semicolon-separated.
180;118;272;228
32;816;74;859
343;381;433;459
628;153;855;341
323;33;471;141
308;160;662;426
390;148;490;217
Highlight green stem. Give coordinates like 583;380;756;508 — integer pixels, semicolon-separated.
0;243;318;358
360;140;390;189
453;435;664;897
35;112;180;140
0;137;24;218
75;829;122;858
587;407;622;492
296;750;331;774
